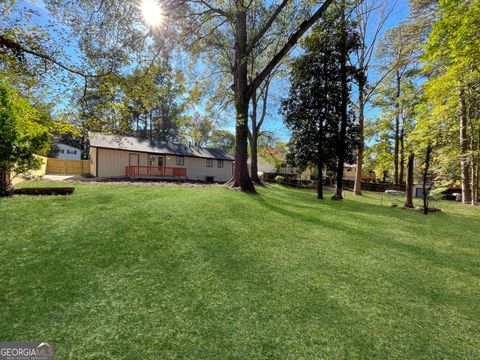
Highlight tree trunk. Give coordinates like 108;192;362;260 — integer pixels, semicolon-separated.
232;98;254;191
472;158;477;205
149;113;153;141
353;71;365;195
423;145;432;215
229;6;255;192
316;160;323;200
332;4;348;200
0;169;12;196
476;158;480;203
459;86;472;204
0;170;8;186
470;116;478;204
144;115;148;138
399;127;405;185
250;127;260;183
477;126;480;203
317;118;324;200
249;87;260;183
404;151;414;208
393;70;401;185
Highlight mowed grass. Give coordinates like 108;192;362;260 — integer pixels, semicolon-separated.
0;182;479;359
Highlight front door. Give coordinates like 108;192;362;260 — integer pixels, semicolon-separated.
158;156;165;169
148;154;164;175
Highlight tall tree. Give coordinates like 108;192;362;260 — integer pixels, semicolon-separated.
352;0;396;195
183;112;215;146
282;8;358;200
79;60;188;141
332;1;360;200
423;0;480;204
179;0;334;192
209;130;235;153
375;22;420;185
123;62;187;141
459;86;472;203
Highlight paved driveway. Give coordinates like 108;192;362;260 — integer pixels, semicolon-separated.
43;175;85;181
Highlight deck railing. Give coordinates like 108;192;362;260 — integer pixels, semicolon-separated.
125;166;187;177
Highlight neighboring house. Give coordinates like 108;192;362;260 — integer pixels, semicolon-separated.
299;164;377;183
54;143;81;160
88;132;234;182
342;164;377;182
254;157;295;175
250;147;298;181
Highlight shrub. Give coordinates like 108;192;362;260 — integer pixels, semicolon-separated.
274;175;285;184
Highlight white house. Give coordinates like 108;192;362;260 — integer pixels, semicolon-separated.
88;132;234;182
54;143;81;160
248;147;298;181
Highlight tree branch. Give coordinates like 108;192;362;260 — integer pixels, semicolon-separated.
246;0;289;56
249;0;333;96
257;73;272;131
0;34;103;78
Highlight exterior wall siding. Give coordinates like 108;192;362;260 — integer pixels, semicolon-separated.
90;147;97;176
164;155;232;182
90;147;233;182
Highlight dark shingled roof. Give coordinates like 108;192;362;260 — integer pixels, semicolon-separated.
88;132;234;161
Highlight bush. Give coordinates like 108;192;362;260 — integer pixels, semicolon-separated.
0;179;14;197
274;175;285;184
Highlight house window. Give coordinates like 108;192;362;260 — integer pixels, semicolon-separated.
217;159;224;168
60;149;65;154
176;156;185;166
206;159;213;167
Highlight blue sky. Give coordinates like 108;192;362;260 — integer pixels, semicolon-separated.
13;0;410;141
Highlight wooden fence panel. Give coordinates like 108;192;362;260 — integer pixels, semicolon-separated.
46;158;90;175
342;179;405;192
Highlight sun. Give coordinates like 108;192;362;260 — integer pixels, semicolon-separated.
139;0;164;28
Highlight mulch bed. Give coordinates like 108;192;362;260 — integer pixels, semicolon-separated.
14;187;75;195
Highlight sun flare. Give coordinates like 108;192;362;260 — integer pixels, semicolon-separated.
139;0;164;28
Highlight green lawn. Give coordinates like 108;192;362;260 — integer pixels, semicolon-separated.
0;183;479;359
